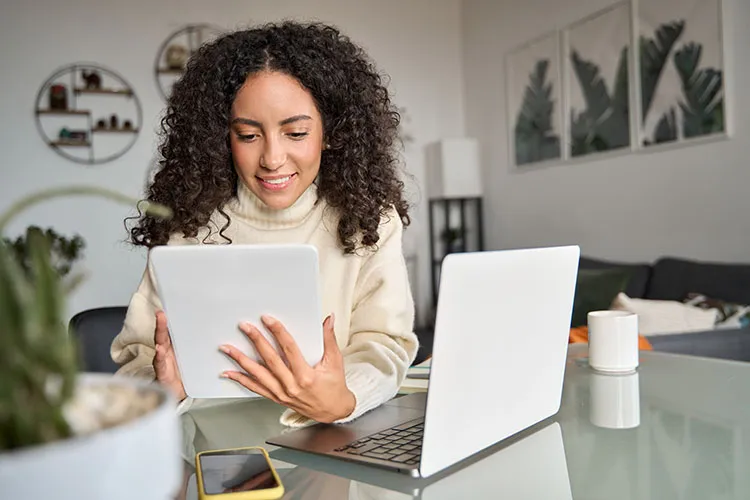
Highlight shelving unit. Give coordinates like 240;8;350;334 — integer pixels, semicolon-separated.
92;127;139;133
49;140;91;147
36;109;90;116
154;23;222;100
428;196;484;309
34;63;142;165
74;87;134;96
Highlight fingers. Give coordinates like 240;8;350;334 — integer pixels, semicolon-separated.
221;369;277;402
154;344;168;379
154;310;170;347
321;313;339;362
239;321;302;389
260;315;308;373
219;344;287;397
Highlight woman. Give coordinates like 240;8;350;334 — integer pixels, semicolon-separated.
111;21;418;427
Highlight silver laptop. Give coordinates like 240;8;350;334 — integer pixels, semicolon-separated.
266;245;580;479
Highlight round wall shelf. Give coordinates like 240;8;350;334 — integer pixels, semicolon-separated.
34;63;142;165
154;23;223;101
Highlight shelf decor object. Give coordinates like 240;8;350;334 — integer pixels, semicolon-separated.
34;63;142;165
154;23;223;101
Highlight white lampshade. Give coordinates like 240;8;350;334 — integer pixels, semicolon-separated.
425;138;482;199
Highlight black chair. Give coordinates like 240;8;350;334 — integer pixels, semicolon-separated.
68;306;128;373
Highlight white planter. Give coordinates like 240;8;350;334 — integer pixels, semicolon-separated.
0;373;183;500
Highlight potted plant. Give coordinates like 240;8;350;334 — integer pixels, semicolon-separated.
2;225;86;278
0;186;183;500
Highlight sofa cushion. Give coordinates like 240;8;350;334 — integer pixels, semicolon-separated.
611;292;718;335
570;267;633;327
578;256;652;298
683;293;750;329
646;257;750;304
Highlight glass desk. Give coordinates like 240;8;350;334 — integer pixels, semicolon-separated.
175;345;750;499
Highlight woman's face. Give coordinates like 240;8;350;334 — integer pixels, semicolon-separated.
230;71;325;210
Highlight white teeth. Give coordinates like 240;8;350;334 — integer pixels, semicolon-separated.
264;175;291;185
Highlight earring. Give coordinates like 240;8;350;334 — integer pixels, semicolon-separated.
325;143;331;150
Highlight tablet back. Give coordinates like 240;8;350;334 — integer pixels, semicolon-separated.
149;244;324;399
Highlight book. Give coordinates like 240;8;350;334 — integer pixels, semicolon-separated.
399;358;431;393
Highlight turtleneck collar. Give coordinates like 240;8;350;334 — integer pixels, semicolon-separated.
231;179;321;229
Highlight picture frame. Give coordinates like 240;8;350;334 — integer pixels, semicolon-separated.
637;0;727;148
563;1;633;160
505;31;564;168
506;0;730;169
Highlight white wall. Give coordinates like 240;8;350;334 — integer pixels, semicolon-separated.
0;0;466;324
462;0;750;264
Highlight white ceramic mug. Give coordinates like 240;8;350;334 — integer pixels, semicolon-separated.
589;371;640;429
587;310;639;373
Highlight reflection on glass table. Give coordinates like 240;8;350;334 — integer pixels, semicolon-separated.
182;419;570;500
176;345;750;499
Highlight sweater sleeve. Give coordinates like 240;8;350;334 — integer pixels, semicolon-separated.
110;263;161;380
280;210;419;427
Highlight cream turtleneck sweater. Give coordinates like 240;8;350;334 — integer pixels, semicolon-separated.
110;181;418;427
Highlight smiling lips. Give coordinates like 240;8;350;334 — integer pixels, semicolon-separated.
257;173;297;191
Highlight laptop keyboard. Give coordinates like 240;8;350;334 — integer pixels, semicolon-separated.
334;418;424;465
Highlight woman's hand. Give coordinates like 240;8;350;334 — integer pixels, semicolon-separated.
152;310;187;402
220;314;356;423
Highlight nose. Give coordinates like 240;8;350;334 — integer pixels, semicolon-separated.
260;136;287;170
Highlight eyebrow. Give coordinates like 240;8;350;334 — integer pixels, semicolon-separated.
231;115;313;127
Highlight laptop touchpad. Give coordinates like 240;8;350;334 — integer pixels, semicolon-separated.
385;392;427;410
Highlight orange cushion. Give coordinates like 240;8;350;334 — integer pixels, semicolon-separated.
569;325;652;350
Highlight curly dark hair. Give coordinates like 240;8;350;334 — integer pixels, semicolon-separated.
128;21;410;254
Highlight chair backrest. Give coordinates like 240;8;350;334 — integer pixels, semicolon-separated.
68;306;127;373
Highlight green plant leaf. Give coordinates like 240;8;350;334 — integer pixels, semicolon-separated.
605;46;631;146
571;50;612;119
653;107;678;144
0;240;74;449
514;59;561;165
640;20;685;122
62;271;87;295
1;226;87;280
569;48;630;156
674;43;725;138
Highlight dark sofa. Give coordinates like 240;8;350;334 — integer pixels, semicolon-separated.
579;256;750;362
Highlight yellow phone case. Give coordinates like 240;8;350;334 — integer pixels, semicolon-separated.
196;446;284;500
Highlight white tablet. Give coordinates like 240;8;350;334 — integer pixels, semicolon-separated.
149;244;324;399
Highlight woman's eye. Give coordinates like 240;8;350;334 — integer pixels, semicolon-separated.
288;132;309;140
237;133;258;142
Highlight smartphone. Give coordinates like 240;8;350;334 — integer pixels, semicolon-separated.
195;446;284;499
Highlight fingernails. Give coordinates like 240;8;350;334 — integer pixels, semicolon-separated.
221;372;233;379
240;323;259;338
219;345;231;354
261;315;276;326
